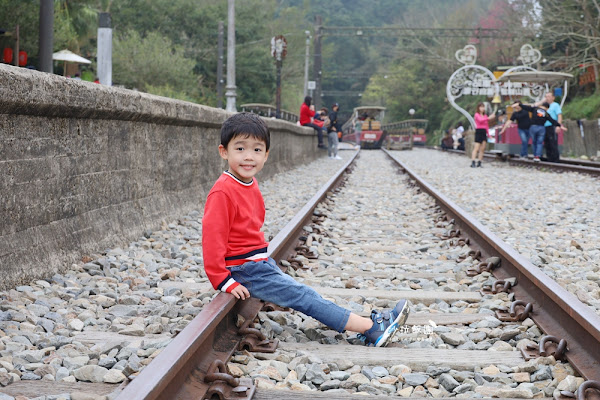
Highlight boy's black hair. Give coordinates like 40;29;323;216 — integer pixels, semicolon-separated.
220;112;270;151
541;102;550;108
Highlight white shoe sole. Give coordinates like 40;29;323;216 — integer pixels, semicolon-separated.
375;301;410;347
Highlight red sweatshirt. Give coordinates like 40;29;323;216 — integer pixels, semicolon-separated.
202;171;269;292
299;103;315;125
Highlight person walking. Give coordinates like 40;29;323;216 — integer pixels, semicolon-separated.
471;103;495;168
327;103;342;159
517;101;565;162
543;92;562;162
299;96;325;148
499;102;531;158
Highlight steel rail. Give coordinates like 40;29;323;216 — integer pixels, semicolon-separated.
383;148;600;381
116;150;360;400
439;147;600;176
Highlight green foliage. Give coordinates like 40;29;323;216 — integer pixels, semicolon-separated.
113;30;199;101
562;94;600;120
0;0;39;65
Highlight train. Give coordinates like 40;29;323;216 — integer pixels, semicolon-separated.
341;106;387;149
382;119;429;150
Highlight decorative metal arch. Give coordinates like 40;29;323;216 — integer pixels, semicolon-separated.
446;64;498;130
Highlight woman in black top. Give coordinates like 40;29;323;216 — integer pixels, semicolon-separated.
499;103;531;158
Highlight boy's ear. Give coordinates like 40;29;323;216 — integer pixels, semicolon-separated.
264;150;269;162
218;144;228;160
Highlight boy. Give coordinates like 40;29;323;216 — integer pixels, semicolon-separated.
202;112;409;346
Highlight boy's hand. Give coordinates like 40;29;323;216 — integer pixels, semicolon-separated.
230;284;250;300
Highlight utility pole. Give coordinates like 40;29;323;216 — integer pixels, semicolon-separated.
303;30;310;98
225;0;237;113
13;25;19;66
313;16;322;109
39;0;53;73
97;12;112;85
217;21;224;109
271;35;287;119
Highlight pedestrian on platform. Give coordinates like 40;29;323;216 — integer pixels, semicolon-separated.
542;92;563;162
471;103;495;168
499;102;531;158
202;112;409;346
328;103;342;159
299;96;325;148
516;101;565;162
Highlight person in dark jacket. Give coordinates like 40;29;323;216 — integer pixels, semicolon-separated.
499;102;531;158
328;103;342;158
517;101;565;162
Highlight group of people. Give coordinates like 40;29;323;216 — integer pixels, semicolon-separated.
441;122;465;151
299;96;342;159
471;91;566;167
498;91;565;163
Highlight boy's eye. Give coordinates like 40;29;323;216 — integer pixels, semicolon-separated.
236;147;244;151
254;148;262;152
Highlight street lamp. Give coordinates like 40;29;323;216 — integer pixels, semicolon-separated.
409;108;415;117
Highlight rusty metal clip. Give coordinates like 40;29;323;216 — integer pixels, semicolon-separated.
555;380;600;400
521;335;568;361
286;257;304;270
496;300;533;322
238;319;279;353
295;246;319;260
466;256;500;276
441;229;461;240
261;302;290;312
457;250;482;263
451;237;470;247
480;279;513;295
204;360;256;400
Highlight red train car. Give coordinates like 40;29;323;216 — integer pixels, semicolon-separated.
341;106;387;149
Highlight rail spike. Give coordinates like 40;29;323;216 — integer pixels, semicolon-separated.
466;256;500;276
261;301;290;312
496;300;533;322
238;319;279;353
480;279;515;295
204;359;256;400
521;335;568;361
556;380;600;400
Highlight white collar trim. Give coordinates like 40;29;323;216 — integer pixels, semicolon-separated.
224;171;254;186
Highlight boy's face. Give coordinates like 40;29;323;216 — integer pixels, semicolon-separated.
219;134;269;183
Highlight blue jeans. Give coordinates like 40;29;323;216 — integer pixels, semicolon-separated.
228;259;351;332
518;128;530;157
529;125;545;157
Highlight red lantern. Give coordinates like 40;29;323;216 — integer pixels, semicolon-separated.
18;51;27;66
3;48;13;64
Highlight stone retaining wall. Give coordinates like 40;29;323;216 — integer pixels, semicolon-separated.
0;64;319;289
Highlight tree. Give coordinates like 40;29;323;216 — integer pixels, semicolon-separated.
536;0;600;92
113;30;200;102
0;0;39;66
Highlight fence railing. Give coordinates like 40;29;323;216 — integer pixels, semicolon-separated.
240;103;299;123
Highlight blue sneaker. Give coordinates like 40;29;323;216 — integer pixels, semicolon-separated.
361;299;410;347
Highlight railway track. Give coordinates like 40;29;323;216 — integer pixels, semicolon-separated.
116;150;600;400
439;148;600;176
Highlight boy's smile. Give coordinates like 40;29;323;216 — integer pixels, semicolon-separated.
219;135;269;183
